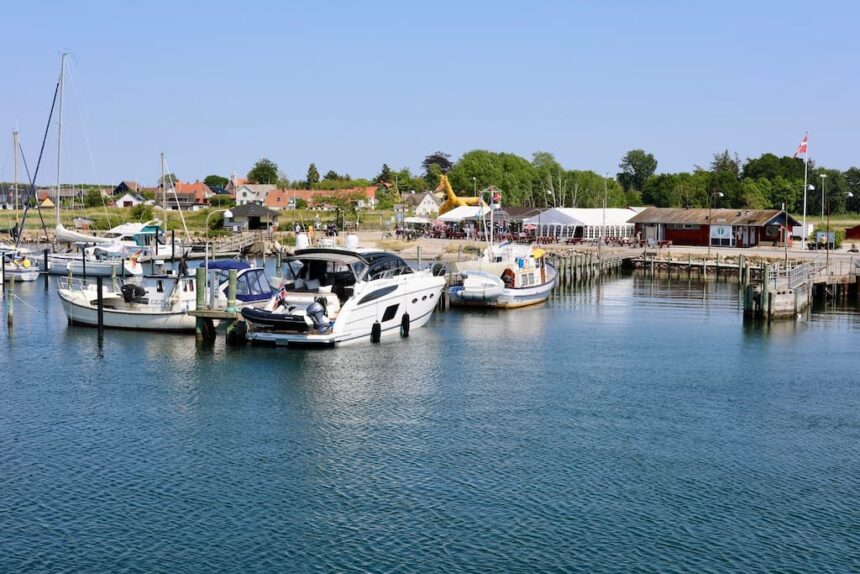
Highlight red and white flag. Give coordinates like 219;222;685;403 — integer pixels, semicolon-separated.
793;132;808;158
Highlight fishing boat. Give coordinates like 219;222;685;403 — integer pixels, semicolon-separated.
241;246;446;347
57;261;273;331
448;242;557;308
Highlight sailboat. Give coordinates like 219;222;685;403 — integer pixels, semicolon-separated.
40;54;142;277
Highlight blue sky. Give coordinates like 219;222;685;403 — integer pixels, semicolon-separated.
1;0;857;186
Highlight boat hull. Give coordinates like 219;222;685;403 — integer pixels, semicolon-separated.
58;288;195;332
246;275;445;347
449;264;557;309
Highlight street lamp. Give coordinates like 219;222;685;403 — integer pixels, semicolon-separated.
825;191;853;270
820;173;827;218
204;207;233;276
706;191;724;258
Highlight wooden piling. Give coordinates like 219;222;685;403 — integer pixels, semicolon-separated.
226;269;238;312
6;274;12;326
96;276;104;338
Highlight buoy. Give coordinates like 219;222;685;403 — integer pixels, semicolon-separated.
400;314;410;337
371;321;381;343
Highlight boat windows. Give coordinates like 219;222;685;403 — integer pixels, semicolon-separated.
357;285;398;305
366;256;413;281
381;304;399;322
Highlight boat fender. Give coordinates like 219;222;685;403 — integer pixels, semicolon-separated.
371;321;381;343
501;268;515;288
400;313;410;337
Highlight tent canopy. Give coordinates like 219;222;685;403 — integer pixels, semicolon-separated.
437;205;490;222
522;207;637;227
403;216;432;225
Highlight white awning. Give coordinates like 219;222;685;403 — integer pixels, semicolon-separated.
437;205;490;222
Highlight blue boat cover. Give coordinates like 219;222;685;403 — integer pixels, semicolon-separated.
198;260;251;270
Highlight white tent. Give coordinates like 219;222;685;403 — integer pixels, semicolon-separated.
437;205;490;222
522;208;637;239
404;216;432;225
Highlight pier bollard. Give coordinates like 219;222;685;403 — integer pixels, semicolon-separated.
226;269;238;312
96;276;105;338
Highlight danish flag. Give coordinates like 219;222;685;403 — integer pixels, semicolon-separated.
793;132;808;158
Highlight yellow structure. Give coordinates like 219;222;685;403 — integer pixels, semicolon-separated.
436;175;485;215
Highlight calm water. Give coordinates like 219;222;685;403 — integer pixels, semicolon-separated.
1;271;859;573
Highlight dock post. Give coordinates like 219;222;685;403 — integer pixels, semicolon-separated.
226;269;238;312
417;245;422;269
121;257;126;279
762;264;771;318
96;276;104;338
171;230;175;263
81;254;87;283
111;264;117;292
739;255;746;288
275;248;282;278
688;252;692;275
1;256;4;293
6;275;12;327
715;253;720;280
43;248;49;290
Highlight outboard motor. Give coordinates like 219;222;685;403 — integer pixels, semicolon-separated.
121;284;147;303
306;299;328;330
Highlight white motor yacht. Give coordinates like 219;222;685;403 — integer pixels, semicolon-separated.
241;247;446;347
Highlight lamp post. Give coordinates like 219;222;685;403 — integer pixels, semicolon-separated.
825;191;853;270
472;177;477;198
820;173;827;218
706;191;724;258
204;208;233;274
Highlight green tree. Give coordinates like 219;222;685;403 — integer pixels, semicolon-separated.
448;150;537;207
83;188;103;208
158;173;178;187
618;149;657;194
306;163;320;189
209;195;235;207
375;163;393;184
130;203;153;221
203;174;229;189
323;170;342;181
422;151;453;188
295;198;308;209
247;158;279;184
711;150;741;178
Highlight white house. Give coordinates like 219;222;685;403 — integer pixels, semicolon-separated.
236;184;276;206
116;192;145;208
401;191;440;217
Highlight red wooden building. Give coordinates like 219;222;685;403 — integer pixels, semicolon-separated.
629;207;800;248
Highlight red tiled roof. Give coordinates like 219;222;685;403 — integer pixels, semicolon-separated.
174;181;213;204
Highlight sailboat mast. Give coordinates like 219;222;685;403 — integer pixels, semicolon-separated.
55;53;67;228
13;130;19;225
161;152;167;229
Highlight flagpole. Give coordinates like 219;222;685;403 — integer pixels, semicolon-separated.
800;133;809;250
